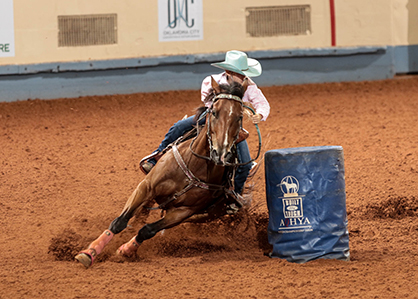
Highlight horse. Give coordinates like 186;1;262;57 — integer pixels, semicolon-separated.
280;181;298;194
75;76;249;268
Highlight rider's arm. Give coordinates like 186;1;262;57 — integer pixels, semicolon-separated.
201;76;212;107
243;84;270;122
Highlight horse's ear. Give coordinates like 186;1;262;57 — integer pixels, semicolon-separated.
226;73;234;85
242;77;249;93
211;76;221;94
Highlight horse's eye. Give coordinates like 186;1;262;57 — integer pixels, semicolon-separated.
212;110;217;118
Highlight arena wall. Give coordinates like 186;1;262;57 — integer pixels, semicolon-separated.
0;0;417;101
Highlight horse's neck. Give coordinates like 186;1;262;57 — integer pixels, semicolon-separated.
192;127;210;156
181;128;224;181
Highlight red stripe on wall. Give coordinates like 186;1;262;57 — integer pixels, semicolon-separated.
330;0;336;46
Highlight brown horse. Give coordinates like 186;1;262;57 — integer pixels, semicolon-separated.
75;77;249;268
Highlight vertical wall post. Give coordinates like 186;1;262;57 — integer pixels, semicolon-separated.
330;0;336;46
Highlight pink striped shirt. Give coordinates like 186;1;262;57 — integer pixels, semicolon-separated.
200;72;270;121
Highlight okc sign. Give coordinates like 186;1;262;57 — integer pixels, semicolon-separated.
0;0;15;57
158;0;203;42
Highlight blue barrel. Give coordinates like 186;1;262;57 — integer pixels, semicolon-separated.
265;146;350;263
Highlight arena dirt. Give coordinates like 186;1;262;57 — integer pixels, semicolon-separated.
1;76;418;298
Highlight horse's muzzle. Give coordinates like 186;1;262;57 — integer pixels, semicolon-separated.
211;149;233;165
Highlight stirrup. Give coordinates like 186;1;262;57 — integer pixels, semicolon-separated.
226;203;240;214
141;161;155;174
139;152;162;175
224;189;242;208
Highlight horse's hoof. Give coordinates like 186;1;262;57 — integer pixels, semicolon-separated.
116;237;139;257
116;245;134;257
75;253;92;269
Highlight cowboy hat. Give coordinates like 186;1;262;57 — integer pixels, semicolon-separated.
211;50;262;77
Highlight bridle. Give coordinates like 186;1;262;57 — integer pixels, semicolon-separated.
153;94;245;211
190;93;261;167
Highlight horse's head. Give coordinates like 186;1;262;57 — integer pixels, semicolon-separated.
207;76;248;165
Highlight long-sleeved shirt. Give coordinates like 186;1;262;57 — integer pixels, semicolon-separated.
200;72;270;121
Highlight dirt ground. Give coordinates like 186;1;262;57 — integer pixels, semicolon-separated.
1;76;418;299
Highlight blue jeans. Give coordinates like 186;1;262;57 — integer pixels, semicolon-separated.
155;115;202;153
234;140;252;194
151;115;252;194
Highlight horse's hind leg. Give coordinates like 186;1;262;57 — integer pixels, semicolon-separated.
117;207;195;257
75;180;152;268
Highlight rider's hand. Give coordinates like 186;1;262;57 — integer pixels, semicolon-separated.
251;113;263;124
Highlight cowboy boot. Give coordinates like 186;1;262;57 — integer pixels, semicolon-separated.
116;236;140;257
141;161;155;174
75;229;114;268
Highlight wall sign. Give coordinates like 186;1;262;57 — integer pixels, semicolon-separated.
0;0;15;57
158;0;203;42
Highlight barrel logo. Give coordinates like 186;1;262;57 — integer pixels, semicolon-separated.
279;175;299;196
276;176;312;232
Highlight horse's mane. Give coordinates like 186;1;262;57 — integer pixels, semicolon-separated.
194;81;245;122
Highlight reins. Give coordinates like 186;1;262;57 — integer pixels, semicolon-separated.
241;104;262;164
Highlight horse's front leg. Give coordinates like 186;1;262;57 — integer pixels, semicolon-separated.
75;180;153;268
116;206;196;257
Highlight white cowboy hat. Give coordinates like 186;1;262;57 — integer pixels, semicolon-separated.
211;50;262;77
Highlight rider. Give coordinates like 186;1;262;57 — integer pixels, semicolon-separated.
142;50;270;204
